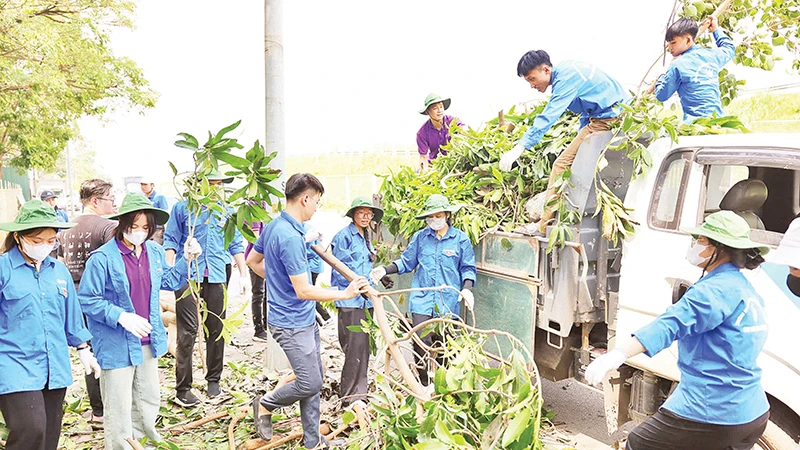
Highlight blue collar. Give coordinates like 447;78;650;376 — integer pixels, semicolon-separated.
9;245;54;269
701;261;738;280
280;211;306;236
348;222;366;237
422;224;456;240
148;190;157;200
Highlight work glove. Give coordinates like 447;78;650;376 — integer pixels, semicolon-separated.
183;238;203;261
240;279;251;297
370;267;387;285
498;143;525;172
304;227;322;244
461;289;474;311
78;347;102;379
584;348;627;386
379;275;394;289
118;312;153;339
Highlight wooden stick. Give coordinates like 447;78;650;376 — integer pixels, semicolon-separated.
168;406;248;434
353;401;368;430
227;409;248;450
253;429;304;450
311;245;428;400
325;423;350;440
125;437;146;450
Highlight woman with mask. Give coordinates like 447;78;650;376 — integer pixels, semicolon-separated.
370;194;476;387
585;211;771;450
78;193;202;450
0;200;101;450
331;197;385;406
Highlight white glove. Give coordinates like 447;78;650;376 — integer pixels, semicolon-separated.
370;266;386;285
304;227;322;244
118;312;152;339
239;279;250;296
498;143;526;172
584;348;628;386
78;347;102;379
461;289;474;311
183;237;202;261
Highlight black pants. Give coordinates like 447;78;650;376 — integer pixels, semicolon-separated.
337;308;373;406
411;313;445;386
0;386;67;450
250;267;266;333
174;277;227;392
626;408;770;450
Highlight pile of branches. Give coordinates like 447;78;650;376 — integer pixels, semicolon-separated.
379;99;748;248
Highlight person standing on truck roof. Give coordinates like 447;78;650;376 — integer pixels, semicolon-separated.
768;216;800;297
139;176;169;245
648;16;735;122
77;193;201;450
499;50;630;234
246;173;368;449
417;93;464;172
585;211;771;450
331;197;390;408
370;194;476;388
0;200;100;450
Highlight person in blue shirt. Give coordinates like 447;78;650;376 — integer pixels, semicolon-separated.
370;194;476;387
0;200;100;450
771;217;800;296
650;16;736;122
163;170;249;407
499;50;630;234
40;190;69;223
78;193;201;450
585;211;771;450
246;173;368;448
303;222;333;325
331;196;386;407
140;177;169;245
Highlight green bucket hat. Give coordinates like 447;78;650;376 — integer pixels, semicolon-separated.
345;196;384;224
415;194;462;220
207;170;234;184
681;211;770;255
0;199;76;232
419;93;451;115
105;192;170;226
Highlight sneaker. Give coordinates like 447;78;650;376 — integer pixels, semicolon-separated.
174;390;201;408
253;329;269;342
89;414;104;430
207;381;221;398
253;396;273;441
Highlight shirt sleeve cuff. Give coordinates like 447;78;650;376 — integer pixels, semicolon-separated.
68;329;93;347
106;305;124;328
633;322;667;358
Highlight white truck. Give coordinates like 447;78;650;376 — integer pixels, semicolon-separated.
468;132;800;448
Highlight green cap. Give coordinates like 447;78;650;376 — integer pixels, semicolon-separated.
415;194;461;220
419;93;451;115
0;200;76;232
345;196;384;224
681;211;770;255
105;192;170;225
207;170;234;184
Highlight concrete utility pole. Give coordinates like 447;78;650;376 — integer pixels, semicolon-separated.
265;0;286;187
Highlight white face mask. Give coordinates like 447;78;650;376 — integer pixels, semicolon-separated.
124;230;148;246
21;240;54;262
426;217;447;231
686;242;710;267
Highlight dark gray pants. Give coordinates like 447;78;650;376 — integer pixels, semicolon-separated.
337;308;373;406
626;409;770;450
411;313;444;386
249;267;266;333
0;386;66;450
260;323;323;448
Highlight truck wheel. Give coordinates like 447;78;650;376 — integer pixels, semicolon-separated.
755;419;799;450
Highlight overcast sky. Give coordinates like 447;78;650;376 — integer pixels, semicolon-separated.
77;0;800;186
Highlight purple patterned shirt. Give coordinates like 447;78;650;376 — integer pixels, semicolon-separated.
416;115;464;161
116;239;152;345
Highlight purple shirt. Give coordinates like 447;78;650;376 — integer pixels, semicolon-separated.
116;238;152;345
244;201;269;258
416;115;464;161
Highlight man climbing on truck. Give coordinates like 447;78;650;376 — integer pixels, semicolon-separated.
499;50;630;234
648;16;736;122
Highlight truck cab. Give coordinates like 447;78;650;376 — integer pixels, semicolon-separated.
469;132;800;448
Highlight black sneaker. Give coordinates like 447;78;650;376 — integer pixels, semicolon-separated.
174;390;201;408
253;329;269;342
207;381;221;398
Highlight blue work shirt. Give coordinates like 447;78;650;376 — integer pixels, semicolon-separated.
634;263;769;425
147;190;169;212
55;208;69;223
331;223;375;309
521;61;630;150
163;201;244;283
654;30;735;121
393;225;476;317
0;247;92;395
78;240;189;370
254;211;314;328
304;222;324;275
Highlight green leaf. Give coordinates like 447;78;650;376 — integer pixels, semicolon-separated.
213;120;242;143
216;152;250;169
500;237;513;251
342;410;356;424
501;406;531;447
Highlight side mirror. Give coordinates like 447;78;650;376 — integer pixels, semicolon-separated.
672;279;693;304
